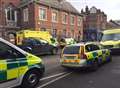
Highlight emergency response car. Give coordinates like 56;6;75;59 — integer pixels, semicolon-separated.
0;38;45;88
60;42;111;71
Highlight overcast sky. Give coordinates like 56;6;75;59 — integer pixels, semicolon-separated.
66;0;120;21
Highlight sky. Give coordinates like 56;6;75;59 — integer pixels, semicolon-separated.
66;0;120;21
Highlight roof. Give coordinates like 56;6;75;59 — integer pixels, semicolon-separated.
19;0;81;15
66;42;100;47
103;29;120;34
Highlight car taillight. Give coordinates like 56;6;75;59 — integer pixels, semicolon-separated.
80;46;87;59
81;54;87;59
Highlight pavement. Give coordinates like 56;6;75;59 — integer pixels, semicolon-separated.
36;55;120;88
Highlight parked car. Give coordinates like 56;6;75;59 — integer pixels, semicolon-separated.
19;38;58;55
59;38;76;48
0;38;45;88
60;42;111;71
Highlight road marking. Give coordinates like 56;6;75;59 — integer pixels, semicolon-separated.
38;72;72;88
40;72;67;81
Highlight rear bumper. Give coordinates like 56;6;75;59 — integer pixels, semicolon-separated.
61;59;91;68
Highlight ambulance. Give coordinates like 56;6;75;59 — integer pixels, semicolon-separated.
101;29;120;54
0;38;45;88
16;30;58;46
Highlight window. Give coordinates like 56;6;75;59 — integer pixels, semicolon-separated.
23;8;29;22
52;29;57;37
63;46;80;54
6;8;17;21
41;28;46;31
39;7;47;20
78;17;82;26
71;15;75;25
62;13;68;24
85;44;100;52
0;42;25;59
52;11;58;22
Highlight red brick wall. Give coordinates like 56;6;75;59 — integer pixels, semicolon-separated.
20;3;35;29
1;0;20;6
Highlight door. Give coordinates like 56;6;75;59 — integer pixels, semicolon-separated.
39;40;51;53
0;41;25;88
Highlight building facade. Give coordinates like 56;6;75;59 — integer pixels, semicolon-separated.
81;6;107;41
0;0;20;41
0;0;83;42
107;20;120;29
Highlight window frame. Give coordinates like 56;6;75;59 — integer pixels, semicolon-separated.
78;16;82;26
62;12;68;24
70;15;75;25
85;44;100;52
39;7;47;21
52;10;58;23
5;7;17;22
23;8;29;22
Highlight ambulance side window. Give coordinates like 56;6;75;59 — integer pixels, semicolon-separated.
85;44;100;52
85;44;93;52
0;42;25;59
92;45;100;50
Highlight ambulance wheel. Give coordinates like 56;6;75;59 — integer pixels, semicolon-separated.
21;70;40;88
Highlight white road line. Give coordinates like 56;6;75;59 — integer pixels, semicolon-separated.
40;72;67;81
38;72;72;88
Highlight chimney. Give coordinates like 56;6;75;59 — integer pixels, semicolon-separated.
85;6;89;12
57;0;64;3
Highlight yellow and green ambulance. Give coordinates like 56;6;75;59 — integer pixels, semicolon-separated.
101;29;120;54
0;38;45;88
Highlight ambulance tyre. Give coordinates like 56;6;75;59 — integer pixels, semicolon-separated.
21;70;40;88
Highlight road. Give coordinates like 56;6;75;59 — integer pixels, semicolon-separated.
37;55;120;88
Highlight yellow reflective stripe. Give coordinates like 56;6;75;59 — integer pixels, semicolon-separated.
27;54;41;65
0;60;7;71
98;50;102;56
18;66;28;77
7;68;18;80
86;53;94;60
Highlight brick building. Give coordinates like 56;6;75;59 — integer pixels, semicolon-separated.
0;0;20;41
107;20;120;29
81;6;107;41
0;0;83;42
